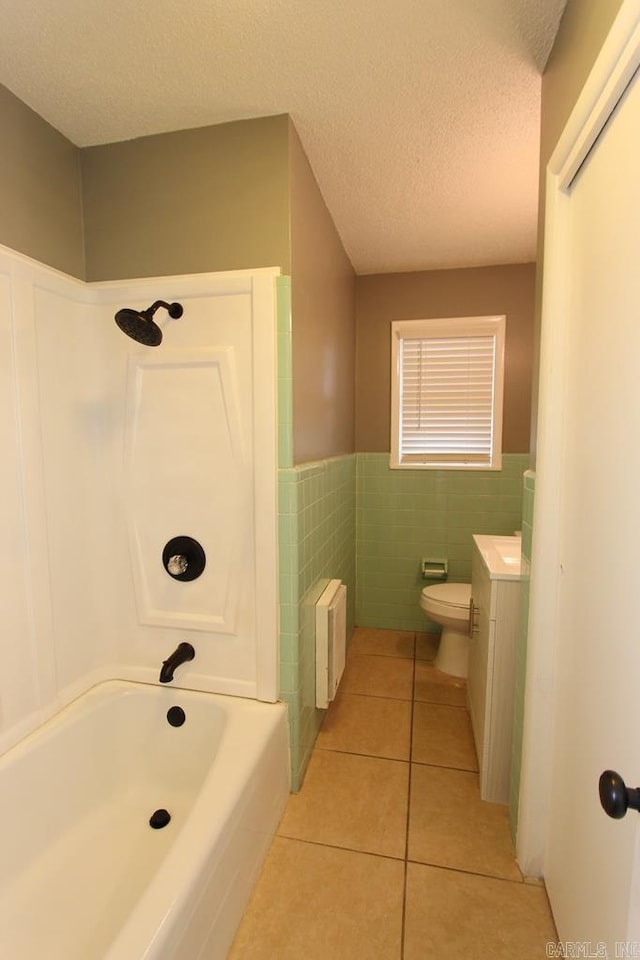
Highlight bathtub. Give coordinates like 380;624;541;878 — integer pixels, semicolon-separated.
0;680;290;959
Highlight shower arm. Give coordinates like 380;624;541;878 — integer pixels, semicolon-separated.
145;300;173;319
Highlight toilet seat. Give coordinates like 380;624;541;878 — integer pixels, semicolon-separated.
421;582;471;614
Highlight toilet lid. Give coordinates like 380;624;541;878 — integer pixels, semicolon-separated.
421;582;471;609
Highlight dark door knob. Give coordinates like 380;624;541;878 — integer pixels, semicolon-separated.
599;770;640;819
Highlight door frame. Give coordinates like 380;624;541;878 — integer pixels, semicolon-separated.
517;0;640;876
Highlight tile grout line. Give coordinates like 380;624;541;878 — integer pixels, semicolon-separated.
316;744;411;764
275;832;407;863
400;633;417;960
405;857;527;887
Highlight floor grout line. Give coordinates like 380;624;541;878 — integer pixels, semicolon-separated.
410;759;479;773
274;832;407;863
339;690;413;701
315;744;411;763
400;633;417;960
405;858;526;886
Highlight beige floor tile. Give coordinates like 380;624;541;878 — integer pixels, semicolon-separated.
349;626;415;659
415;631;439;661
412;701;478;771
408;764;521;881
277;748;409;859
404;862;557;960
340;653;414;699
316;692;412;760
229;837;404;960
414;660;467;706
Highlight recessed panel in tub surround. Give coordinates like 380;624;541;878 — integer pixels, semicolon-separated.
116;274;279;700
125;347;246;633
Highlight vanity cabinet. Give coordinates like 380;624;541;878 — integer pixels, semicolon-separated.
468;535;522;804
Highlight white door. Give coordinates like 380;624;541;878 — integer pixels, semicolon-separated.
533;9;640;953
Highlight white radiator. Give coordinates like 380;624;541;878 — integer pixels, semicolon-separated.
315;580;347;709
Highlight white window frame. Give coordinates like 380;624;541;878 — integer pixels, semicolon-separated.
390;315;505;470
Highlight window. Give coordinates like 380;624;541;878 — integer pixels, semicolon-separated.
390;315;505;470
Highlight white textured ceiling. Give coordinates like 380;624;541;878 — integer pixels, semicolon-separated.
0;0;566;274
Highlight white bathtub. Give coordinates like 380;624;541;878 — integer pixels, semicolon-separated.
0;680;290;959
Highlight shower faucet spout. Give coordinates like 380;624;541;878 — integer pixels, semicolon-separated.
159;642;195;683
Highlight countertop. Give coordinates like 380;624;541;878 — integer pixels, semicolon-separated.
472;534;522;581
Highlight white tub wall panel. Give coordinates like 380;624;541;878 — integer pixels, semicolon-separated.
249;273;279;703
0;266;40;734
0;246;279;753
34;282;125;692
116;275;278;699
0;252;84;735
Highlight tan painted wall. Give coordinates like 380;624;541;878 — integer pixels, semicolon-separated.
531;0;624;458
355;263;535;454
81;115;291;281
0;83;85;278
289;122;356;463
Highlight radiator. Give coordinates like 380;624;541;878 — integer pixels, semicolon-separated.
315;579;347;709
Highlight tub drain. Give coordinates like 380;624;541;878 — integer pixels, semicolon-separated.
149;808;171;829
167;706;186;727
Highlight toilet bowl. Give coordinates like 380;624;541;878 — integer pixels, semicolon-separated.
420;582;472;678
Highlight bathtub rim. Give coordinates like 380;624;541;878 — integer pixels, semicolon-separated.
0;662;281;760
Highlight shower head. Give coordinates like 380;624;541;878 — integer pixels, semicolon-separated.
114;300;183;346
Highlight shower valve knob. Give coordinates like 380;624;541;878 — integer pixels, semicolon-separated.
167;554;188;576
162;536;206;581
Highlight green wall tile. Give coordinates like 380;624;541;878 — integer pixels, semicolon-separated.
278;453;357;791
355;453;528;632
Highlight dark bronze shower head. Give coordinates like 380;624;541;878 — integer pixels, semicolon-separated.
114;300;183;346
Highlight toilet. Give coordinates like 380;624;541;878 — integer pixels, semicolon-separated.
420;582;472;678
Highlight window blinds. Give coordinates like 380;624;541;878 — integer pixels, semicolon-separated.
399;333;497;466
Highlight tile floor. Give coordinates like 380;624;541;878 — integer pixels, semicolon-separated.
229;627;557;959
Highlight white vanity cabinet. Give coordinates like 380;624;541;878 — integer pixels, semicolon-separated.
468;535;522;804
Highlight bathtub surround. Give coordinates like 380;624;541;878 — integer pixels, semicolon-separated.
0;245;279;755
356;453;529;633
509;470;535;840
